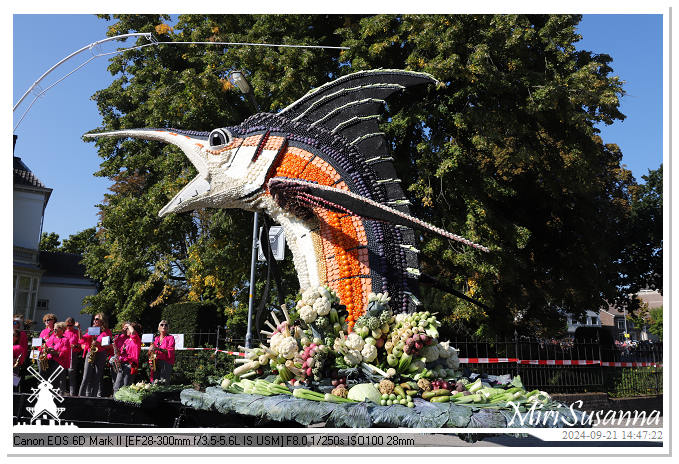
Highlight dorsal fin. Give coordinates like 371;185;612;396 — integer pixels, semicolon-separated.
280;70;437;166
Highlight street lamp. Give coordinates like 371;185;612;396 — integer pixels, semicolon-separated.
229;71;260;349
229;70;259;112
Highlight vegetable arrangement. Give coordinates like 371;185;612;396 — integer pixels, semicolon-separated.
218;286;551;410
113;381;188;404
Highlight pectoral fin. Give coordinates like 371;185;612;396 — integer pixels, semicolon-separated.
268;177;489;252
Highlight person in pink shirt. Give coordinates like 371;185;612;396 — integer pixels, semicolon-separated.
64;317;83;396
110;322;129;374
150;320;175;384
13;330;24;365
13;329;25;391
113;322;142;393
78;313;113;397
46;322;71;393
39;313;57;340
12;316;28;367
38;313;57;375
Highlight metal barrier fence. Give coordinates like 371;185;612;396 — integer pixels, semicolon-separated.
452;336;663;396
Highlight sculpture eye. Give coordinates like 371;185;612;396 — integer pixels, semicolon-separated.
208;129;231;148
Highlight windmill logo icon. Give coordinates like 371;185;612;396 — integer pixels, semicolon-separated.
25;365;66;424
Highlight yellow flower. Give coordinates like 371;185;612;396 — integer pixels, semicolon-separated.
467;278;478;297
220;78;234;92
155;24;173;35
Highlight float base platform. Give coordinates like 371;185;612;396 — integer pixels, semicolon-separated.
12;393;303;428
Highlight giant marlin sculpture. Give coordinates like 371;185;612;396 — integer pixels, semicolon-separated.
86;70;488;324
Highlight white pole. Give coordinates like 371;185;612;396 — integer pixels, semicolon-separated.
245;212;259;348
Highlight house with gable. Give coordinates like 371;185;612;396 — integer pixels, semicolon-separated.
13;137;96;328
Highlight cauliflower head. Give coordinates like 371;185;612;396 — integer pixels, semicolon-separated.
302;288;320;304
344;349;362;366
299;305;317;323
346;332;365;351
277;336;299;359
313;297;331;316
269;332;285;353
361;343;378;363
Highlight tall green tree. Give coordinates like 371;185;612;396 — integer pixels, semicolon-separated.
39;232;61;252
61;227;98;254
40;228;97;254
620;165;662;300
336;15;634;335
85;14;639;337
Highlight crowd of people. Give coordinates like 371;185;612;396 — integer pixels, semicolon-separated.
12;313;176;397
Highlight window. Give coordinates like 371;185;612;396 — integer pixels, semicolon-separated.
616;318;626;329
13;273;40;320
37;299;49;310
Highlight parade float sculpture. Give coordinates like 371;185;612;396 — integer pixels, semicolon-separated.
86;70;487;319
89;71;583;429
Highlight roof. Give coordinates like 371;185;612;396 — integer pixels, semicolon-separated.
637;289;663;309
14;157;52;193
39;251;89;278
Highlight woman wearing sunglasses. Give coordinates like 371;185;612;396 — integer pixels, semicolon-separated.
150;320;175;384
78;313;112;397
37;313;57;374
113;322;142;393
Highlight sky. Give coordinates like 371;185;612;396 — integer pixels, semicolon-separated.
12;13;665;241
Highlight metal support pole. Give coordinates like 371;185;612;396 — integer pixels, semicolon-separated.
215;326;220;370
245;211;260;348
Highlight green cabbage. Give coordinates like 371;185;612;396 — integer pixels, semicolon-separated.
347;383;381;404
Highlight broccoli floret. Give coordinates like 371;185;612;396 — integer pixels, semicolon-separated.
314;316;329;329
367;317;381;330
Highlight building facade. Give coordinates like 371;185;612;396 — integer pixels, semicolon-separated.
13;151;97;326
13;156;51;322
599;289;662;342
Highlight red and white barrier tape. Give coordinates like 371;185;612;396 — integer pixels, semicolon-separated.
458;358;517;364
458;358;661;367
600;361;661;367
517;359;600;366
153;349;663;366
